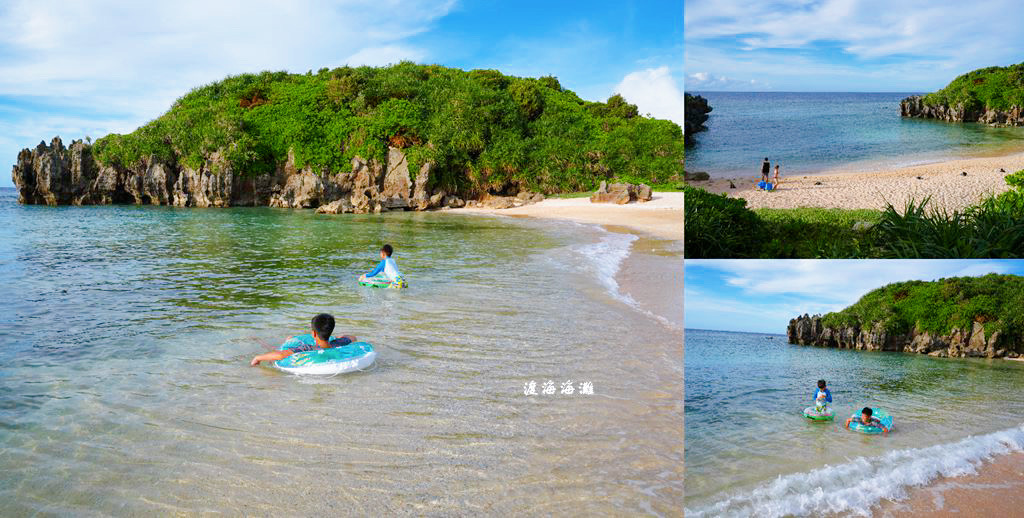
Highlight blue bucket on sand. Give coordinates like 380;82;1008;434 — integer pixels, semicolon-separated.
758;181;774;191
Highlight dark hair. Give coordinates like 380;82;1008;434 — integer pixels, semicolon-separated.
861;407;872;417
311;313;335;341
381;244;393;257
817;380;826;389
764;157;769;161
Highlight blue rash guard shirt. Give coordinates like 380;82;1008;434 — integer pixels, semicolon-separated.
814;388;832;403
285;333;352;353
365;257;402;280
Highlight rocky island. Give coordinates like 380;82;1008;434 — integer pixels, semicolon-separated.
684;93;712;146
901;62;1024;126
787;274;1024;359
12;63;684;213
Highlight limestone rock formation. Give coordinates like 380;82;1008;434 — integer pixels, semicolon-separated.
589;181;653;204
900;95;1024;126
11;137;460;214
787;314;1016;359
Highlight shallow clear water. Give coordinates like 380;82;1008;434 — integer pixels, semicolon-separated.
0;188;682;515
685;328;1024;517
685;92;1024;178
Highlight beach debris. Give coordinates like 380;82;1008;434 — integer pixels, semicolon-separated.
728;181;736;189
1000;168;1007;172
590;181;652;204
814;181;822;185
916;176;924;180
961;171;968;176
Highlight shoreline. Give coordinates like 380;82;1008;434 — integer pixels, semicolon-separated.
451;192;683;241
877;451;1024;517
693;151;1024;211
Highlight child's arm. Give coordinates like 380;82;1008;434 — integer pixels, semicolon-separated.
365;260;385;278
826;390;832;403
250;349;294;366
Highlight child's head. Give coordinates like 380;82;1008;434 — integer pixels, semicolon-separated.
380;244;394;258
312;313;336;341
818;379;827;390
861;407;873;419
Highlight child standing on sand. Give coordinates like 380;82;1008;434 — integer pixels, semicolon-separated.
773;164;781;186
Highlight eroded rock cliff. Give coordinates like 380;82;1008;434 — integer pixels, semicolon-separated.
900;95;1024;126
787;313;1019;359
11;137;477;213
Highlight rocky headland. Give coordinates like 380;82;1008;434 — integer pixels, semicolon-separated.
684;93;712;146
900;62;1024;126
900;95;1024;126
11;136;553;213
786;275;1024;359
787;313;1019;359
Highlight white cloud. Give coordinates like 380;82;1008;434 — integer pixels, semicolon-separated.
685;259;1016;332
693;259;1012;309
685;71;769;91
614;66;684;127
683;0;1024;91
0;0;456;185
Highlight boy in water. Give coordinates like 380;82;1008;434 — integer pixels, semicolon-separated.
814;379;832;412
845;407;889;435
359;244;405;284
250;313;357;366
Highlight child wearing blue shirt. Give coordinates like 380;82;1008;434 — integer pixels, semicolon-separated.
814;379;832;412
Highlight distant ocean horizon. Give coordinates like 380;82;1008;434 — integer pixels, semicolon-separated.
685;91;1024;178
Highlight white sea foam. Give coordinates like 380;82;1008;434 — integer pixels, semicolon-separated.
568;225;681;331
686;424;1024;518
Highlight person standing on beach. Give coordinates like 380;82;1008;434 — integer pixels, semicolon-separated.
761;158;770;183
773;164;781;186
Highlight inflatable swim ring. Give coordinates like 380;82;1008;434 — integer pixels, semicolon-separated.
803;406;835;421
848;408;894;434
274;335;376;375
359;275;408;289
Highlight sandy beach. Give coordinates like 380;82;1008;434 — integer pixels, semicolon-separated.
453;192;684;241
695;152;1024;211
876;452;1024;517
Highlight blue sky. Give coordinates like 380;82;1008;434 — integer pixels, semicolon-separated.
685;260;1024;334
685;0;1024;92
0;0;682;188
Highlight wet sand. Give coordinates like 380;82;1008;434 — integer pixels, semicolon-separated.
695;152;1024;211
453;192;684;241
877;452;1024;517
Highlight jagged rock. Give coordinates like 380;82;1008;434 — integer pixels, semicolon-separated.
901;95;1024;126
315;198;354;214
589;181;651;204
685;94;712;146
479;196;516;209
684;171;710;181
11;136;452;213
636;183;652;201
852;221;874;232
787;314;1017;359
442;195;465;208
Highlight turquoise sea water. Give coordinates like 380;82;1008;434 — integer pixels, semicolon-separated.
0;188;683;515
685;328;1024;517
685;92;1024;178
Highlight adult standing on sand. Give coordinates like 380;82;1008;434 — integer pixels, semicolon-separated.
761;158;771;183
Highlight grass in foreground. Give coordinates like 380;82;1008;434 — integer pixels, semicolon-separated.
684;170;1024;258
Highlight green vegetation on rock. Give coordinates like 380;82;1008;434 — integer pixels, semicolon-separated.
91;63;683;196
922;63;1024;112
820;274;1024;339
